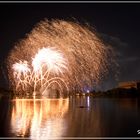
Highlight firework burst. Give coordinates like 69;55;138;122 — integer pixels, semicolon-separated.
7;19;117;96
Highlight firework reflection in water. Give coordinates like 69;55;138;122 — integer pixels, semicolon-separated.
11;98;69;137
7;19;117;96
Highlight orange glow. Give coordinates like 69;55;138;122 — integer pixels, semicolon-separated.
11;98;69;138
12;47;69;95
8;19;117;95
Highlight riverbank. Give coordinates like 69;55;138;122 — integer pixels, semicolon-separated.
72;88;140;98
0;87;140;98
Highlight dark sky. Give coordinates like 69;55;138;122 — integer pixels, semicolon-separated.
0;2;140;90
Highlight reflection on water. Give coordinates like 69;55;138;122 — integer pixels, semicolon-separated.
67;97;140;137
0;96;140;138
10;98;69;138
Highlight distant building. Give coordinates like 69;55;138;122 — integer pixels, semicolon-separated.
118;81;140;89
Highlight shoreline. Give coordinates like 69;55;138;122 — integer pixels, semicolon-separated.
0;87;140;98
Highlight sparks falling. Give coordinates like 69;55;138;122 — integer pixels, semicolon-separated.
7;19;117;96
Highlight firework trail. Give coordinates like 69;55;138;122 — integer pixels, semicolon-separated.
7;19;117;96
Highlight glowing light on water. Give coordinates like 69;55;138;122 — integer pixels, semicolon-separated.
7;19;117;96
87;96;90;107
11;98;69;138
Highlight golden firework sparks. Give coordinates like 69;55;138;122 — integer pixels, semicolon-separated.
7;19;117;96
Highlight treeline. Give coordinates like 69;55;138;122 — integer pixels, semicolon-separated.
103;87;140;97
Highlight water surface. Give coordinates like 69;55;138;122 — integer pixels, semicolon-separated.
0;95;140;138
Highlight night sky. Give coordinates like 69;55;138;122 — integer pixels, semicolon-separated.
0;2;140;90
